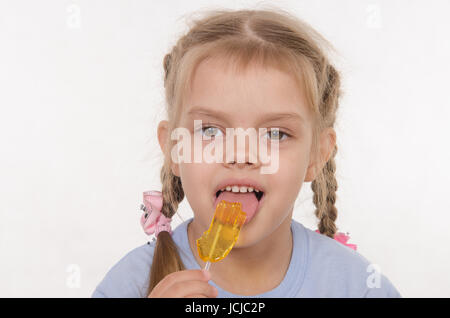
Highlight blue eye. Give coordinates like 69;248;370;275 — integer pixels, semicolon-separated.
201;126;223;138
264;129;289;141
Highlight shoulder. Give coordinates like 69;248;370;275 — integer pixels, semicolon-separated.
298;223;401;298
91;241;156;298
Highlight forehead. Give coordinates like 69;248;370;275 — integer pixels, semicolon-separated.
182;57;310;126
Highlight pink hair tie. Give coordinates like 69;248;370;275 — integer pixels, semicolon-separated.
315;229;357;251
140;190;173;237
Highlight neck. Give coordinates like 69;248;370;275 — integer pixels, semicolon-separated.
187;212;293;295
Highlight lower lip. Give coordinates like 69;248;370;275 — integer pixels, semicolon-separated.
212;192;265;225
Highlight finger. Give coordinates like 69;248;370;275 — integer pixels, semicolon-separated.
165;280;217;298
152;270;211;297
184;294;208;298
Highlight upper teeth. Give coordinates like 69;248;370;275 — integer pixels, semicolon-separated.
220;186;260;193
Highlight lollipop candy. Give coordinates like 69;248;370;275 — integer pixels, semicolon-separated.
196;200;247;270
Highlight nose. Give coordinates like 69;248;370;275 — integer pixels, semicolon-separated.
223;141;261;170
224;160;255;169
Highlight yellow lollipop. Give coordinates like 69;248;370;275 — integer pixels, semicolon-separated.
196;200;247;270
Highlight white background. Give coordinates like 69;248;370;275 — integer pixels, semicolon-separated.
1;0;449;297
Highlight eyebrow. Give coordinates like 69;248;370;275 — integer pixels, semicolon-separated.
186;106;305;125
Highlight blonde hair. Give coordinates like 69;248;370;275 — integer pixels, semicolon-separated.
148;8;342;294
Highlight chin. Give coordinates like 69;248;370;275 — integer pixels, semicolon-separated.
233;222;266;248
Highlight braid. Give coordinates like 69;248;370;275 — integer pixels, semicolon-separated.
311;62;341;239
147;164;185;295
160;164;184;218
312;145;338;239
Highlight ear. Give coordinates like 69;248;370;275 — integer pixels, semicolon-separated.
157;120;180;177
304;127;336;182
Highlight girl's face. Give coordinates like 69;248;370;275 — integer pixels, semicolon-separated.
159;57;335;248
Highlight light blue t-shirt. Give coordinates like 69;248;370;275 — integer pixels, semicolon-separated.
92;217;401;298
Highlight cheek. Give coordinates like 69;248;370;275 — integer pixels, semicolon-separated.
277;145;309;178
267;146;309;201
179;162;209;189
178;161;216;205
178;162;218;229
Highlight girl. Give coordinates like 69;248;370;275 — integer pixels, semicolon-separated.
92;8;401;298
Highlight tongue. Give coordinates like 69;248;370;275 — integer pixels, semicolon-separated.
214;191;259;220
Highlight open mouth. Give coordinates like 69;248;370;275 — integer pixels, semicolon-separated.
215;189;264;201
213;186;265;225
